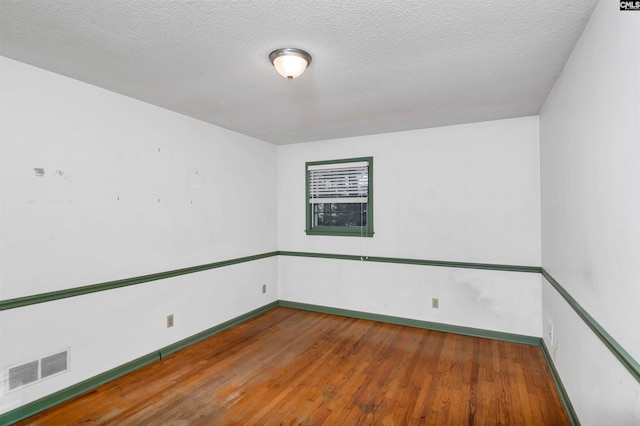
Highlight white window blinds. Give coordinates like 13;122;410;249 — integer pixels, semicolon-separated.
308;161;369;204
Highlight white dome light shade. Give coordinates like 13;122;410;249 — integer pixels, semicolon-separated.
269;48;312;80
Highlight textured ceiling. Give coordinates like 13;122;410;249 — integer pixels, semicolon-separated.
0;0;598;144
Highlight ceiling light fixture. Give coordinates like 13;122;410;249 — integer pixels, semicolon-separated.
269;48;312;80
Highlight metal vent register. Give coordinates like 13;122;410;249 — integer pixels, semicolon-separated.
6;350;69;391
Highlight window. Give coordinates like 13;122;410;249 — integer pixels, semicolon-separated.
305;157;373;237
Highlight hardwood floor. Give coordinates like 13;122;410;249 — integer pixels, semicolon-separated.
18;307;569;425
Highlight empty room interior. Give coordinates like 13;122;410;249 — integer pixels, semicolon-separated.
1;0;639;424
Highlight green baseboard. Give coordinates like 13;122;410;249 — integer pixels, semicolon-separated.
159;301;278;358
2;252;637;390
0;352;158;426
540;340;580;426
3;252;637;425
283;300;581;424
1;300;577;426
0;301;278;426
277;300;541;346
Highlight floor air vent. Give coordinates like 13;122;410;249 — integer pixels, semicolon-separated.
6;350;69;392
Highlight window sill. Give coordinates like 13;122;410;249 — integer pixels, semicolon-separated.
305;229;374;237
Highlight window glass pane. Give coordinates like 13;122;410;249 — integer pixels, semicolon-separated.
312;203;367;228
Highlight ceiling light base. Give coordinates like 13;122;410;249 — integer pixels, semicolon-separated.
269;48;312;80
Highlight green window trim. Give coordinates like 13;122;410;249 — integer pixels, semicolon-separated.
305;156;374;237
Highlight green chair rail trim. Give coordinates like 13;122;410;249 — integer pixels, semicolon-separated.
540;340;580;426
0;251;279;312
0;301;278;426
278;300;541;346
0;251;539;312
278;251;541;273
541;268;640;384
1;250;637;388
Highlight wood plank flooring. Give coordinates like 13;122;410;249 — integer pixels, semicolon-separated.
17;307;569;425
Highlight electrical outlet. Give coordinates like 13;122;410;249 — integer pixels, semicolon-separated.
432;297;439;309
548;323;554;342
262;284;267;294
167;314;174;328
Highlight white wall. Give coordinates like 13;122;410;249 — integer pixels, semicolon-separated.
0;57;278;413
539;0;640;422
278;117;542;336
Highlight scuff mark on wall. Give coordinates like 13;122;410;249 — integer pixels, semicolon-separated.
33;168;45;177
